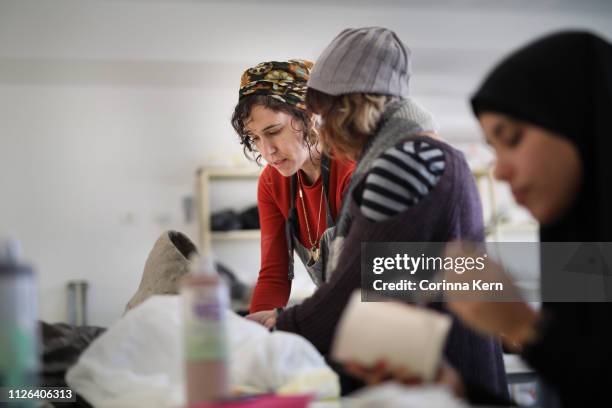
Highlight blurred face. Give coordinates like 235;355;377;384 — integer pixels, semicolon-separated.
479;112;583;225
245;105;311;177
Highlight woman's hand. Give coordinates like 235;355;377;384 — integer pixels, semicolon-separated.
245;310;277;330
447;301;538;350
345;359;465;398
443;242;539;350
345;360;423;386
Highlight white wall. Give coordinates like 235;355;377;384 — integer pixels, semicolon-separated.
1;0;611;326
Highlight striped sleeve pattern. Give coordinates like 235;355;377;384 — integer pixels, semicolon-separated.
358;140;446;222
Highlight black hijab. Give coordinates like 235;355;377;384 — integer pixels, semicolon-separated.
469;33;612;407
471;30;612;242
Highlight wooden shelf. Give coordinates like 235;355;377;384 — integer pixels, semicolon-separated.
471;167;491;179
196;166;262;254
211;229;260;241
198;167;261;179
497;221;538;233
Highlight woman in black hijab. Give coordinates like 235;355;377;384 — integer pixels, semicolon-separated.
448;31;612;407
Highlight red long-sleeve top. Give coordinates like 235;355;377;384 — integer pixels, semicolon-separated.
250;159;354;313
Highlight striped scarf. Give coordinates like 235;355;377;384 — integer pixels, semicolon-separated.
326;98;437;278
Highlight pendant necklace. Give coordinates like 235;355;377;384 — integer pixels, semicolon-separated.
297;171;324;262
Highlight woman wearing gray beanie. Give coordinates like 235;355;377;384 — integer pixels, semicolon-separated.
254;27;509;402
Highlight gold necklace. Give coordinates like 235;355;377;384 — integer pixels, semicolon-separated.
297;171;324;262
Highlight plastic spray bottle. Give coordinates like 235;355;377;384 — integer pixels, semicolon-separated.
181;255;229;406
0;239;37;407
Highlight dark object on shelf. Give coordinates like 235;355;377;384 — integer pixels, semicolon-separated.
211;209;243;231
239;205;260;230
216;262;250;303
211;206;260;231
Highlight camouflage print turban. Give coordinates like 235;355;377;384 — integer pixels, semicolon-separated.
238;59;314;111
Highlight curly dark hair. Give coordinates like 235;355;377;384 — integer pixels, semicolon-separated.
231;95;318;165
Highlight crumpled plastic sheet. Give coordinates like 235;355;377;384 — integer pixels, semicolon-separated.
66;295;339;407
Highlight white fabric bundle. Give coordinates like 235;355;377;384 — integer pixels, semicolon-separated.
66;295;339;407
346;383;469;408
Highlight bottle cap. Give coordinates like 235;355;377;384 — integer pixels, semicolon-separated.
189;254;217;276
0;238;21;265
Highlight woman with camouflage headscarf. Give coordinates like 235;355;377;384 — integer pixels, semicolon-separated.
231;60;354;322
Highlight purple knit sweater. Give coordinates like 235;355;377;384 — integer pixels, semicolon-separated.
276;135;507;398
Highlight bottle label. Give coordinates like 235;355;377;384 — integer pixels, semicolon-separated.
183;286;228;362
0;326;37;388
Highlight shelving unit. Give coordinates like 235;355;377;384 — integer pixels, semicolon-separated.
472;166;500;239
196;166;261;255
473;166;538;240
210;230;261;241
196;165;536;254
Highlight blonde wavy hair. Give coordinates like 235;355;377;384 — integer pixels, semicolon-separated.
306;89;396;161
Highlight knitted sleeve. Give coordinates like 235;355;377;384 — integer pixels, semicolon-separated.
357;140;446;221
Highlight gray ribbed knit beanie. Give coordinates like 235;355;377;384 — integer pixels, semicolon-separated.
308;27;411;98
